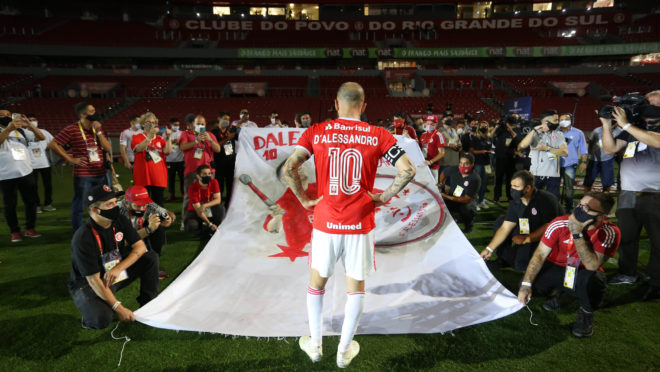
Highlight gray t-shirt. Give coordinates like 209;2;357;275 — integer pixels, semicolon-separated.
588;126;621;162
617;130;660;193
529;130;566;178
0;127;34;180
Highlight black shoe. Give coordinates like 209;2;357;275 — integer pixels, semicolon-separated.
571;307;594;338
463;223;473;234
608;273;639;285
542;294;561;312
642;286;660;301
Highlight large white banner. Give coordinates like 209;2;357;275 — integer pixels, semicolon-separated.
135;127;521;336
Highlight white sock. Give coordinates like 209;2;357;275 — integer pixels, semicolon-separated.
338;291;365;352
307;286;325;347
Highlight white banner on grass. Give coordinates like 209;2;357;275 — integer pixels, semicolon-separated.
135;127;522;336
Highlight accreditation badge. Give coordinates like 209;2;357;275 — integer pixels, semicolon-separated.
519;218;530;235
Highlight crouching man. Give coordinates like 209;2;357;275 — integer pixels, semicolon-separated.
68;185;159;329
184;164;225;236
518;192;620;338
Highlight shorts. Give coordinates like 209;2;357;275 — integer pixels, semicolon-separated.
309;228;376;281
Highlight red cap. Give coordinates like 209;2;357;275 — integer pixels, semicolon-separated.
424;114;438;123
125;185;153;206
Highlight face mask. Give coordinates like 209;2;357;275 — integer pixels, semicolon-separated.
134;123;141;130
220;120;230;128
270;117;277;124
0;116;10;126
30;121;38;127
559;120;571;128
301;120;311;128
98;206;119;221
393;119;404;128
172;125;179;131
547;122;559;131
446;119;454;126
144;123;154;132
458;165;473;175
510;188;523;201
425;124;435;133
86;113;101;122
573;206;596;223
195;124;205;133
240;113;248;119
132;210;144;217
201;176;212;184
479;127;488;133
456;128;464;135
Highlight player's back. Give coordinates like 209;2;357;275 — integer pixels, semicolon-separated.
296;117;397;234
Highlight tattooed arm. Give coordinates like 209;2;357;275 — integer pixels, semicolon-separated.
282;148;321;210
369;153;416;207
517;242;552;304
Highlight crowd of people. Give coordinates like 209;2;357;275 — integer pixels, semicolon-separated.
0;86;658;366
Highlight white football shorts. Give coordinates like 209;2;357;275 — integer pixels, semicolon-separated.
309;228;376;281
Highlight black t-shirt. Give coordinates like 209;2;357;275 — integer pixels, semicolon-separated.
494;127;519;158
211;127;236;164
469;135;493;165
68;216;141;290
443;166;481;199
505;189;563;234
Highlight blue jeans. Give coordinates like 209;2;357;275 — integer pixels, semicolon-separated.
535;176;561;200
72;175;107;231
473;164;489;204
561;165;577;211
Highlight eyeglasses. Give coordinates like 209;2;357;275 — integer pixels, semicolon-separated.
577;203;605;215
145;120;158;125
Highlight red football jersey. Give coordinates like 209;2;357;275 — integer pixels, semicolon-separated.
131;133;168;188
419;130;446;170
542;216;620;269
296;117;398;234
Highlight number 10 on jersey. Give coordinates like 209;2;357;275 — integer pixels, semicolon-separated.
328;147;363;196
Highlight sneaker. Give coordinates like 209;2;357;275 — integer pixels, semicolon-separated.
484;199;495;206
36;206;43;214
571;307;594;338
476;204;481;211
24;229;41;238
642;286;660;301
11;232;22;243
180;222;185;232
479;201;490;209
299;336;322;362
43;204;56;212
607;273;638;285
542;295;561;312
337;340;360;368
463;224;473;234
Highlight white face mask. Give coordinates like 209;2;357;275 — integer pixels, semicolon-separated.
30;121;38;127
456;128;464;135
270;117;276;124
559;120;571;128
134;123;141;130
425;124;435;133
195;124;205;133
172;125;179;131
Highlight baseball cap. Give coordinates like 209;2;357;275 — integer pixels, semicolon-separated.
125;185;153;206
87;184;124;204
424;114;438;123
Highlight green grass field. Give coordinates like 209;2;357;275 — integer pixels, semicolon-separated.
0;165;658;371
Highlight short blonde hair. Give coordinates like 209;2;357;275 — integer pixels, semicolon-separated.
646;90;660;99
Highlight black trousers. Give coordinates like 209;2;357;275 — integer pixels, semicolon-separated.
146;186;165;207
142;224;166;256
532;261;607;312
445;200;476;229
616;193;660;287
184;205;225;234
69;249;159;329
215;160;235;207
33;167;53;206
494;156;515;201
0;172;37;233
492;215;535;271
167;161;185;198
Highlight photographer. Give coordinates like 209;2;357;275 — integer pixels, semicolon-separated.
493;116;520;203
119;185;175;279
211;111;237;207
469;121;495;209
131;112;171;207
517;110;568;199
601;92;660;300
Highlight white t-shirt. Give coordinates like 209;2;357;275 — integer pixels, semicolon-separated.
231;120;258;128
120;127;141;162
166;129;184;162
28;128;54;169
0;127;34;180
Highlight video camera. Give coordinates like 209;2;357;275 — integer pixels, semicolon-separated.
598;93;646;126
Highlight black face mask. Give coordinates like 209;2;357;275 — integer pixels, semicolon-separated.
479;127;488;133
573;206;595;223
547;123;559;131
510;188;523;201
0;116;11;126
86;113;101;123
201;176;212;184
98;206;119;221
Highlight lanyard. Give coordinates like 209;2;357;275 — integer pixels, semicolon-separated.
78;122;97;145
90;224;118;255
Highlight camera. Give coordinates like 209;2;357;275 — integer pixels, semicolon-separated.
158;210;169;220
598;93;646;124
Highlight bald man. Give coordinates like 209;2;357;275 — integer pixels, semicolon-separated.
283;82;416;368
